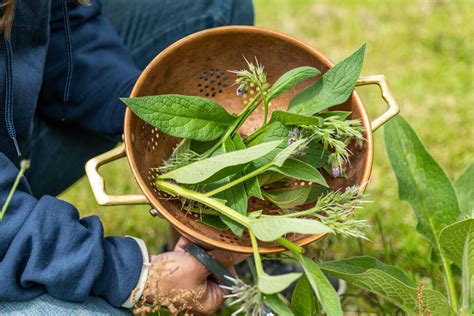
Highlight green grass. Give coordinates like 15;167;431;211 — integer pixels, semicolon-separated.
60;0;473;312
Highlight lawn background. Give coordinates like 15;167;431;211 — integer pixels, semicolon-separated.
61;0;473;312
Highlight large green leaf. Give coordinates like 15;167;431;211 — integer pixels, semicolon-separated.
228;134;264;200
258;272;302;294
298;140;329;169
439;219;474;314
291;275;316;316
216;137;249;237
246;120;290;147
267;66;321;101
271;158;328;186
455;162;474;217
439;218;474;270
264;294;295;316
263;185;327;210
246;121;291;169
249;217;333;242
384;116;460;248
270;110;322;127
316;111;352;120
158;140;281;184
122;95;236;141
198;215;229;231
274;139;308;167
319;256;453;315
288;44;366;115
297;255;342;316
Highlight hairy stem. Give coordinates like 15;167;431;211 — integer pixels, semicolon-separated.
204;161;273;197
249;230;264;276
0;160;29;221
441;257;458;311
155;180;249;226
276;237;305;254
203;94;263;158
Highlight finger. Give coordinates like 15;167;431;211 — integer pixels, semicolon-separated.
174;237;191;251
209;250;249;267
227;266;237;278
195;281;225;315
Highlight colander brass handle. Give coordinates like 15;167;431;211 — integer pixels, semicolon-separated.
356;75;400;131
85;144;149;206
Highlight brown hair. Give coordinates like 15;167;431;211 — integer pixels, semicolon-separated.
0;0;15;39
1;0;91;39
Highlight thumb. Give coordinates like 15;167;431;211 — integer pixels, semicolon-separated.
195;281;225;315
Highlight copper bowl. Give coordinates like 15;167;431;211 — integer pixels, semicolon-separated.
86;26;399;254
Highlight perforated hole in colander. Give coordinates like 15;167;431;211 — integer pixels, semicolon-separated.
197;68;229;97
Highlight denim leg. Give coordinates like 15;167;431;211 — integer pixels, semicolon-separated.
0;294;131;315
101;0;254;69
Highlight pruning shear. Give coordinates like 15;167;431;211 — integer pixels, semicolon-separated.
185;243;235;287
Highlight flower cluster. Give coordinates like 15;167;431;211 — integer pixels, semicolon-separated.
310;186;369;239
304;116;364;177
229;57;269;96
221;276;269;316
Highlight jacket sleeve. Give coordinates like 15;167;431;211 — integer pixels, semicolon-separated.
38;0;140;139
0;153;143;306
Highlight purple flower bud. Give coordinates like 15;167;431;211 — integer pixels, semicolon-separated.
332;166;340;177
236;88;245;96
288;138;296;146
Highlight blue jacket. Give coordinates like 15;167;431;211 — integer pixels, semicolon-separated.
0;0;142;306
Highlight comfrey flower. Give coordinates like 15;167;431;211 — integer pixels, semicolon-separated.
287;128;310;158
220;276;269;316
304;116;364;177
312;186;370;239
229;57;268;97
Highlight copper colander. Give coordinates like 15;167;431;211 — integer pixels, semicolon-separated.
86;26;399;254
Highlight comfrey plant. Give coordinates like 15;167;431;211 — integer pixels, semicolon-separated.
122;45;375;315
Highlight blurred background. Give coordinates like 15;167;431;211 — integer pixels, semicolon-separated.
61;0;473;313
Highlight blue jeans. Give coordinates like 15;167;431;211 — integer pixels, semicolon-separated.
6;0;253;314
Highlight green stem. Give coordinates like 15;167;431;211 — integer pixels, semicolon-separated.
276;237;305;254
204;161;273;197
155;180;250;227
0;160;30;221
264;207;318;218
441;257;458;311
185;208;219;216
203;94;263;158
249;229;264;276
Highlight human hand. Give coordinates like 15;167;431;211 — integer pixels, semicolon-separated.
134;237;248;315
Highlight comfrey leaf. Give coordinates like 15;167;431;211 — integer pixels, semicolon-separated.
316;111;352;120
122;95;237;141
198;215;229;231
291;275;316;316
249;217;333;242
454;162;474;217
263;185;328;209
271;158;328;187
319;256;452;315
258;272;302;294
297;255;343;316
288;44;366;115
269;110;322;127
384;116;460;248
264;294;295;316
158;140;282;184
216;137;249;237
228;134;264;200
267;66;321;101
274;139;308;167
